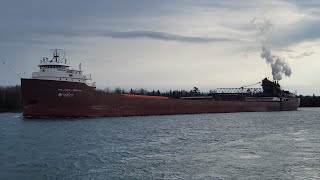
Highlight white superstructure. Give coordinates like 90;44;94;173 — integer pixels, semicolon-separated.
32;49;95;87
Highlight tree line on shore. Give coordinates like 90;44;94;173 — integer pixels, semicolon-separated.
101;86;206;99
0;85;319;112
0;86;21;112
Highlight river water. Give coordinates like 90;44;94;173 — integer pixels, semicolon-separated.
0;108;319;179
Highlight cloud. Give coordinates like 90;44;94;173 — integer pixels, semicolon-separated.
266;18;320;48
288;51;315;59
0;25;245;44
284;0;320;10
1;0;320;47
1;0;320;95
102;31;243;43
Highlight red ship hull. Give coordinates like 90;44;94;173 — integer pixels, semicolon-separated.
21;79;300;118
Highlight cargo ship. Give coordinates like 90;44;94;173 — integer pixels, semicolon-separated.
21;50;300;118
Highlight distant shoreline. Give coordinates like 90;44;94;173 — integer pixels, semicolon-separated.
0;109;21;113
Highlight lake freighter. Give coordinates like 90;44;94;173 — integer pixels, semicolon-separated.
21;50;300;118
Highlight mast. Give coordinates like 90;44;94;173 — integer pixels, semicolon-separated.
51;49;62;63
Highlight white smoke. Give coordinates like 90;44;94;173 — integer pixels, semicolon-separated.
261;46;291;80
252;17;273;42
252;18;292;80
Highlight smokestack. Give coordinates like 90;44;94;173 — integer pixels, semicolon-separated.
79;63;82;71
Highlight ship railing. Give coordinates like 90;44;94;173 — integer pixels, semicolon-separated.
40;58;68;65
210;88;263;94
82;74;92;80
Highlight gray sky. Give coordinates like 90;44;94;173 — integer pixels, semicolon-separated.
1;0;320;95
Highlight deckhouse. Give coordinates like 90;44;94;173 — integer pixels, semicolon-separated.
31;49;95;87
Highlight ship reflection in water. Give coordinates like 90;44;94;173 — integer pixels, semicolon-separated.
21;49;299;118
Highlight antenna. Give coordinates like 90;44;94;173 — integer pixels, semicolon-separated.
51;48;62;52
51;49;62;62
2;62;21;78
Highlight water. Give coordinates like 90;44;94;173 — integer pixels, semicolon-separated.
0;108;320;179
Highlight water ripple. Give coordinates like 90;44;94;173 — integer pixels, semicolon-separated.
0;108;320;179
